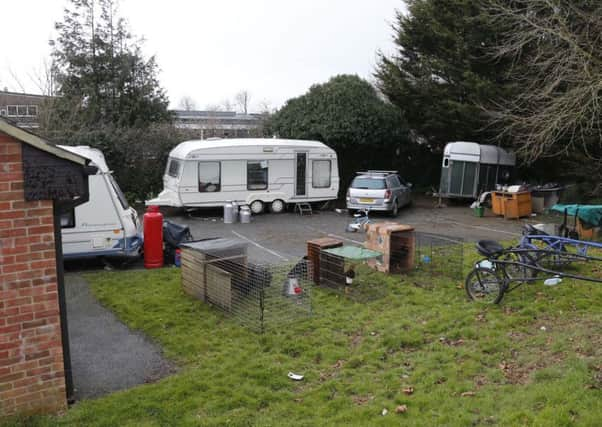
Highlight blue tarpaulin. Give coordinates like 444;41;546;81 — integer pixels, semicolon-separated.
550;204;602;227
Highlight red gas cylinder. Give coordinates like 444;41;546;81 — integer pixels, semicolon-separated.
143;205;164;269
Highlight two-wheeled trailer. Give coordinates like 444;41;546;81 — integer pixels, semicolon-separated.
465;229;602;304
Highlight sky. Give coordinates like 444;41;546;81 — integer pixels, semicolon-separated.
0;0;405;112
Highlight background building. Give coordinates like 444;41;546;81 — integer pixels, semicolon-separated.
172;110;265;139
0;90;50;129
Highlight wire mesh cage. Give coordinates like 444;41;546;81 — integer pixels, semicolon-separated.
180;239;313;333
318;246;387;302
413;232;464;282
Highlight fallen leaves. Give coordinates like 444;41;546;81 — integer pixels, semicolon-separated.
461;391;476;397
395;404;408;414
351;395;373;406
439;337;465;346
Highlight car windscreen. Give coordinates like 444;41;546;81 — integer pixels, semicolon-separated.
351;177;386;189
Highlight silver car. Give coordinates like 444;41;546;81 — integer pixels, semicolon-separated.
346;171;412;216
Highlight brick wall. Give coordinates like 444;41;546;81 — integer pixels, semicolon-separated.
0;132;66;415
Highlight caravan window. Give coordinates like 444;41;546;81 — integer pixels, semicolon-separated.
167;159;181;178
247;161;268;190
108;174;130;209
198;162;221;192
312;160;331;188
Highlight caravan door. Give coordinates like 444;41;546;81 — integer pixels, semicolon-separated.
295;152;307;197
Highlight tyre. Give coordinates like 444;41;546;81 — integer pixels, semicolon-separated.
502;252;537;283
270;199;285;213
465;266;506;304
250;200;264;214
390;200;399;217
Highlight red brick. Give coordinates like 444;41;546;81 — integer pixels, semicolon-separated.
25;208;53;218
0;154;21;163
7;313;34;325
0;210;25;220
16;252;43;262
30;260;56;270
28;226;53;236
0;191;23;201
5;297;32;308
0;371;25;383
22;319;47;329
30;242;54;252
24;350;50;361
10;181;23;191
2;263;30;274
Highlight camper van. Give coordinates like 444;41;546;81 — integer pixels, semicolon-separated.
439;141;516;199
57;146;142;259
146;138;339;213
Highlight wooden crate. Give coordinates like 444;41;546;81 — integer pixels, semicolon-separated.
364;223;415;273
492;191;532;219
181;247;208;300
180;242;247;312
307;237;343;284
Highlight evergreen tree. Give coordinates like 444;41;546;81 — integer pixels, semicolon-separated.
375;0;512;152
48;0;171;130
268;75;435;189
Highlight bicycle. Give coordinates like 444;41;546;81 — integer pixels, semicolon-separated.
345;208;371;233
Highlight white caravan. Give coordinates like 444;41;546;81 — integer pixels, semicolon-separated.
146;138;339;213
57;146;143;259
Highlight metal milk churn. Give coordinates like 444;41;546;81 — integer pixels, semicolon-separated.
239;205;251;224
224;200;234;224
231;201;239;223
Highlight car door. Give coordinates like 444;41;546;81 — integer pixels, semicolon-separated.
388;175;403;206
397;175;410;206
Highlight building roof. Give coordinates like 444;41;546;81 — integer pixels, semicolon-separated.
0;117;88;166
0;90;51;100
172;110;262;121
170;138;332;159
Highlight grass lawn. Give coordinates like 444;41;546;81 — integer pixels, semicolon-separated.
4;247;601;426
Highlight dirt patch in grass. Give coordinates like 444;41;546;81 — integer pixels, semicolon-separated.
351;394;374;405
500;317;600;385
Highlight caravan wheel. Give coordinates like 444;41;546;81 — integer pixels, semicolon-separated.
250;200;264;214
270;199;285;213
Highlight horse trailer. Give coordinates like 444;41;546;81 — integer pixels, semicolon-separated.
438;141;515;199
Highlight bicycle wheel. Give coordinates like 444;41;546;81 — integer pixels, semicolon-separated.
502;252;537;283
465;266;506;304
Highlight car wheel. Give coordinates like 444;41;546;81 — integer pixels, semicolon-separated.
270;199;285;213
250;200;264;214
391;200;399;217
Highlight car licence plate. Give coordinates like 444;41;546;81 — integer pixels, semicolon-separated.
359;198;374;203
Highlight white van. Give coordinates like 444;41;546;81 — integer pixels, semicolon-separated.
146;138;339;213
57;146;143;259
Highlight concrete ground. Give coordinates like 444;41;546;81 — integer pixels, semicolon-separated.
66;275;173;400
165;197;528;264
